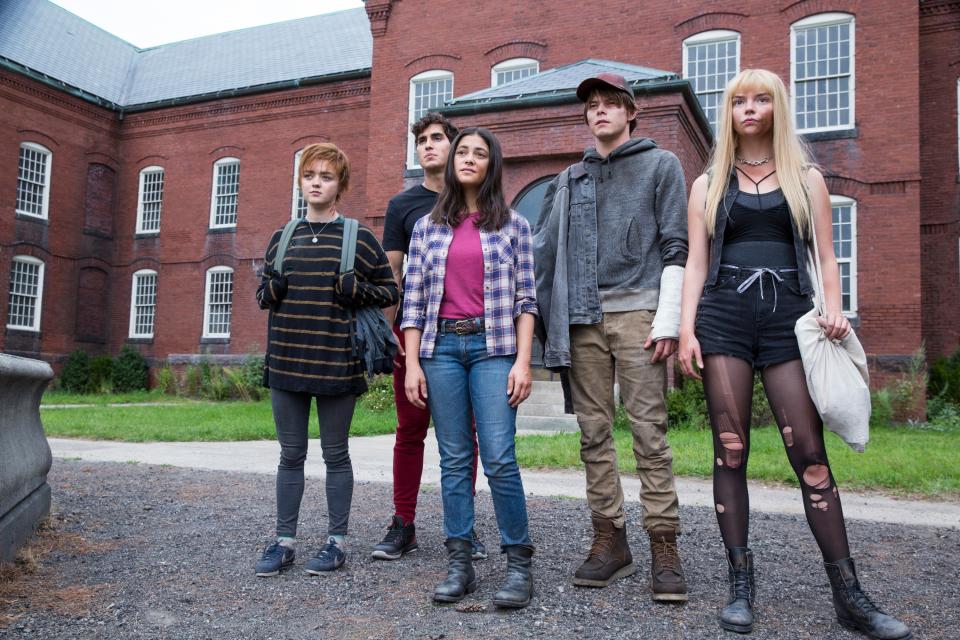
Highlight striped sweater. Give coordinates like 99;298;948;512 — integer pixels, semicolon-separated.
257;217;399;396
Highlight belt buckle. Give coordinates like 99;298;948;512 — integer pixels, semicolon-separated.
453;319;473;335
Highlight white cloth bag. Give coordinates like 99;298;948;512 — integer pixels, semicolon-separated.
794;210;870;452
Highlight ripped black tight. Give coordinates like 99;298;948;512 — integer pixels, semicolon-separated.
702;355;851;562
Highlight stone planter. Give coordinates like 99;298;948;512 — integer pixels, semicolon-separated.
0;353;53;563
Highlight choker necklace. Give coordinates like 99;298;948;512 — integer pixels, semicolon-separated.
306;213;338;243
736;155;770;167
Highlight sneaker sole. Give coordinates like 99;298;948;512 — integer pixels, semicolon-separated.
371;543;419;561
652;591;689;603
572;562;637;587
255;562;294;577
305;565;344;574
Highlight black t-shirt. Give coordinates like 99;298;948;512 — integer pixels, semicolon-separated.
382;184;439;253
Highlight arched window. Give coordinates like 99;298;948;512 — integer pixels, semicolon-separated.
209;157;240;228
129;269;158;338
408;70;454;169
511;175;556;228
16;142;52;219
7;255;45;331
830;195;858;315
682;30;740;131
203;266;234;338
791;13;855;132
291;150;307;219
136;166;164;233
491;58;539;87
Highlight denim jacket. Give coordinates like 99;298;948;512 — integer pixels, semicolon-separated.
705;168;814;295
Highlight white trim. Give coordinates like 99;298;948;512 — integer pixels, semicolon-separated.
681;30;740;131
407;70;454;169
209;157;240;229
790;12;855;134
135;165;164;234
291;149;307;220
6;255;45;331
491;57;539;87
128;269;158;338
202;266;234;338
15;142;52;220
830;195;858;316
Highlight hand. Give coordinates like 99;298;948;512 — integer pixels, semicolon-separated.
678;333;704;380
644;332;677;364
817;311;851;341
507;361;532;408
404;363;428;409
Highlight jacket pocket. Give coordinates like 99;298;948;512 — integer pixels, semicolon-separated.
620;213;649;264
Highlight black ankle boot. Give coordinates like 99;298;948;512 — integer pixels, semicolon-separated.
719;547;755;634
824;558;911;640
492;545;534;609
433;538;477;603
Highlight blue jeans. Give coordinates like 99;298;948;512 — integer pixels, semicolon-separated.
421;329;532;549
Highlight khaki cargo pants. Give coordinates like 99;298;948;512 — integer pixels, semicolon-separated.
568;309;680;532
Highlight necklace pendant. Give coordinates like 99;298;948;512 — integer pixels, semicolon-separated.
311;236;318;244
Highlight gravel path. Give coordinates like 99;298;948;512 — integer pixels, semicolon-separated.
2;459;956;639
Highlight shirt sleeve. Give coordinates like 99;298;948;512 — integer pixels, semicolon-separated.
512;216;539;318
256;228;283;310
337;226;400;309
381;196;407;253
654;152;689;267
400;221;428;330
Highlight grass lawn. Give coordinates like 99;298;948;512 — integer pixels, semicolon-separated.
41;396;396;441
42;390;190;405
515;424;960;497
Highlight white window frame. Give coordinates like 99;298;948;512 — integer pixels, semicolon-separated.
6;255;45;331
209;157;240;229
291;150;307;220
791;12;855;134
407;70;454;169
135;166;164;234
830;195;858;316
128;269;158;338
16;142;52;220
682;30;740;132
202;266;234;339
491;58;539;87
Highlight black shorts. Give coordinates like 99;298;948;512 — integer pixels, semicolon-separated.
695;266;814;369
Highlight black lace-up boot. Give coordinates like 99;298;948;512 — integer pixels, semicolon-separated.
824;558;911;640
719;547;755;634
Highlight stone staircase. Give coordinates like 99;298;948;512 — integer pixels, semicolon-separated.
517;380;580;433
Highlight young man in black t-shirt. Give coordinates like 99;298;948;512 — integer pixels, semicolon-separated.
372;113;485;561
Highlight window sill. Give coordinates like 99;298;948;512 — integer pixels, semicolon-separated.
5;327;40;336
800;127;858;143
134;232;160;240
15;213;49;225
207;226;237;235
127;337;154;344
200;336;231;344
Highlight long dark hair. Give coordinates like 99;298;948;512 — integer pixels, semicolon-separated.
430;127;510;232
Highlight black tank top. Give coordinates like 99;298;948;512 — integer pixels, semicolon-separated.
720;168;797;268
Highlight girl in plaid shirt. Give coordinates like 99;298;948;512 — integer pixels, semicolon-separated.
401;127;538;608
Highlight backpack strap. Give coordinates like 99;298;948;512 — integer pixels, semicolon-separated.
340;217;359;274
272;218;302;275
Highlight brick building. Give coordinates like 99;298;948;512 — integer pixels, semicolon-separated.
0;0;957;383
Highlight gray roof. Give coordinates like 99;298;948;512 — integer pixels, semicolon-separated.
0;0;372;108
447;59;677;107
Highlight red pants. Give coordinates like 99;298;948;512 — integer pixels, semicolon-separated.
392;324;478;524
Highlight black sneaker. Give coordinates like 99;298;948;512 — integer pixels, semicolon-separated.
255;542;295;577
471;529;488;561
305;537;346;574
371;515;418;560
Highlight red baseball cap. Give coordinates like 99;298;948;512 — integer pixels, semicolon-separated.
576;72;635;102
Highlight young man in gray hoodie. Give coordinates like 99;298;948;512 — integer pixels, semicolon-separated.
533;73;688;601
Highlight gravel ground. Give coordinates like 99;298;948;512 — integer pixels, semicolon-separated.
2;459;957;640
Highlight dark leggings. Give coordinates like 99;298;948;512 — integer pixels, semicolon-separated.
271;388;355;538
703;355;851;562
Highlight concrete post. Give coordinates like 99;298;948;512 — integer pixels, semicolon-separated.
0;353;53;563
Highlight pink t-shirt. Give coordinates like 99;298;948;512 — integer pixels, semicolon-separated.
438;212;485;319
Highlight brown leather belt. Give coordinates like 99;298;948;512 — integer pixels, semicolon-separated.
438;317;485;335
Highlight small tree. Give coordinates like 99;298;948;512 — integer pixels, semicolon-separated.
113;346;148;392
59;349;92;393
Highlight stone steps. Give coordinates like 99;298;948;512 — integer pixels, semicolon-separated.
516;380;579;433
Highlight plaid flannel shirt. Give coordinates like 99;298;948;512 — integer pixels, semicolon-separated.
401;211;539;359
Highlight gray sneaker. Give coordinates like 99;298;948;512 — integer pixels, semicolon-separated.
255;542;295;577
305;537;346;574
471;529;488;561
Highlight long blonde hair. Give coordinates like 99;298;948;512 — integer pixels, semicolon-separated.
704;69;814;238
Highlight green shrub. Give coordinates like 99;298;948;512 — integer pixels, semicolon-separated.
59;349;92;394
666;376;708;430
888;348;927;422
183;364;202;397
926;396;960;431
89;355;114;393
113;346;148;392
154;364;177;395
870;389;893;429
359;374;394;412
929;347;960;405
751;375;774;427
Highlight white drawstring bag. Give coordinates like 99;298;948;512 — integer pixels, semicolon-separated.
794;211;870;452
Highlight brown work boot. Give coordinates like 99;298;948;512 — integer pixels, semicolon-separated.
572;515;636;587
648;528;688;602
